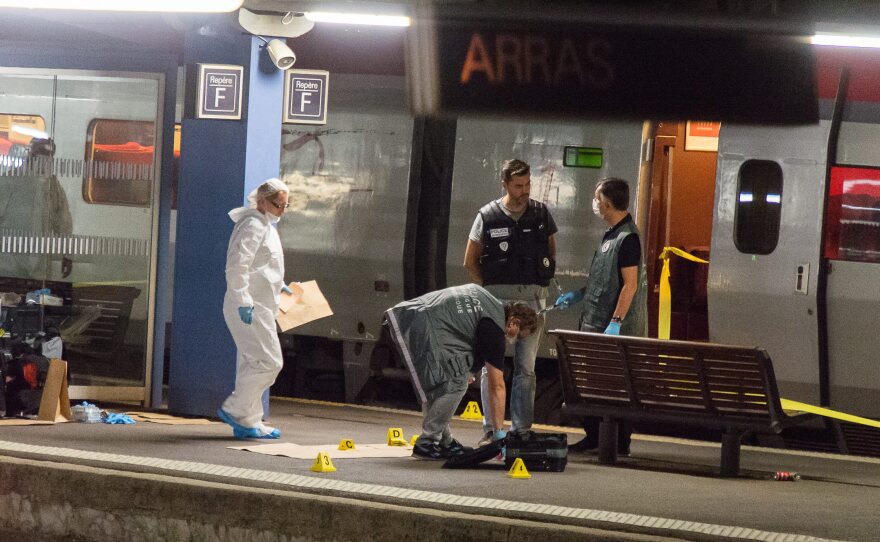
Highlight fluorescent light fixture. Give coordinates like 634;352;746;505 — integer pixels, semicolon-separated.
766;194;781;204
305;11;410;27
812;33;880;49
739;193;754;203
0;0;242;12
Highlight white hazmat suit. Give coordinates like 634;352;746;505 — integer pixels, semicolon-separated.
220;179;287;436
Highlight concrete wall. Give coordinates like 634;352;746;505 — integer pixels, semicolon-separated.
0;456;663;542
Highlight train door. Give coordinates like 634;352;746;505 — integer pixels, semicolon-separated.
708;122;830;405
0;68;166;405
643;121;717;340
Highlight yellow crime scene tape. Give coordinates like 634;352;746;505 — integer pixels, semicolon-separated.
657;246;708;341
657;246;880;430
780;399;880;429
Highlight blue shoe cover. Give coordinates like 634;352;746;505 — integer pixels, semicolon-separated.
233;426;281;440
217;408;249;432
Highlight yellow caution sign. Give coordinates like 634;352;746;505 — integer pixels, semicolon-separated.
387;427;408;446
781;399;880;429
658;247;709;340
410;434;419;446
460;401;483;420
507;458;531;479
338;439;356;451
310;452;337;473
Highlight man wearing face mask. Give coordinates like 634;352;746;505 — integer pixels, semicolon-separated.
384;284;538;460
555;177;647;455
463;159;557;448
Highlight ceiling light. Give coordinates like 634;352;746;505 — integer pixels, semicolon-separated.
0;0;243;12
304;11;410;27
812;33;880;49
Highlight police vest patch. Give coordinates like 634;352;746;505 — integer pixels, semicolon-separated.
500;241;509;252
489;227;510;238
602;240;612;253
543;257;550;267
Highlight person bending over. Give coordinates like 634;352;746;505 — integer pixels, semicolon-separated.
384;284;538;460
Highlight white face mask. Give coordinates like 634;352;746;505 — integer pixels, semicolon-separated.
506;334;518;345
268;213;281;225
592;198;602;217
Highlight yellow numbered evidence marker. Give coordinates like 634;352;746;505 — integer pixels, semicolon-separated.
338;439;356;451
507;458;531;479
387;427;408;446
311;452;337;473
460;401;483;420
409;434;418;446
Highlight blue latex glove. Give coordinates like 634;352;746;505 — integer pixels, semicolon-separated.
492;429;508;442
238;306;253;325
103;412;135;424
281;284;294;295
554;289;584;309
604;321;621;335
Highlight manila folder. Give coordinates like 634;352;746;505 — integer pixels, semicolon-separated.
276;280;333;332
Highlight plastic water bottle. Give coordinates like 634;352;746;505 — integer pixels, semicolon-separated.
71;402;102;423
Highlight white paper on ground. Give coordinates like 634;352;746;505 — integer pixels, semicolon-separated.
228;442;414;459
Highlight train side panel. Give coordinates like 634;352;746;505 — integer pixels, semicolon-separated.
277;75;412;342
825;98;880;416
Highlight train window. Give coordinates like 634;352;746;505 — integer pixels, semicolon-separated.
824;166;880;264
734;160;782;255
83;119;155;206
0;113;47;167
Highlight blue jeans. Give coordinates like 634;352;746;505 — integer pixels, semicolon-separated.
481;284;546;433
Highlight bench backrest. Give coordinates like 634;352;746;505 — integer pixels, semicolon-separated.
69;285;140;352
0;278;139;354
550;330;787;427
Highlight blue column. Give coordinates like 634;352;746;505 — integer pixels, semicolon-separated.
169;26;283;417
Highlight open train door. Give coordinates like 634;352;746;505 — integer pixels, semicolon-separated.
643;121;717;340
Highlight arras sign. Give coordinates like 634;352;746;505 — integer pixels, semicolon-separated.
407;11;818;124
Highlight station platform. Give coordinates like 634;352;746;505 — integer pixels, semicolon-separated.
1;398;877;542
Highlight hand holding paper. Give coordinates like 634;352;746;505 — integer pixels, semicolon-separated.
278;282;304;314
276;281;333;331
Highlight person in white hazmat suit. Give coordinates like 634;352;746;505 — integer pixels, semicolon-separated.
217;178;294;440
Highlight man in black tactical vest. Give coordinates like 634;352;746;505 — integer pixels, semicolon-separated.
555;178;648;455
384;284;538;460
463;159;558;447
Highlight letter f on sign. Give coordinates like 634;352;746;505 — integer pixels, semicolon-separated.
300;92;312;111
215;88;226;108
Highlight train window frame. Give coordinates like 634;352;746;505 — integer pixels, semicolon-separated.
824;166;880;264
82;118;156;206
733;159;783;255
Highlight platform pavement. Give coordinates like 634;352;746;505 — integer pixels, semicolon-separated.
0;398;877;542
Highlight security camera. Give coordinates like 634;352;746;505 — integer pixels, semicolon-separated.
266;39;296;70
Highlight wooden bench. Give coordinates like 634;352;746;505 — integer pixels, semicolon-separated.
549;329;816;476
0;278;139;361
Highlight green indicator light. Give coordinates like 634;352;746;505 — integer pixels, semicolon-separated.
563;146;603;168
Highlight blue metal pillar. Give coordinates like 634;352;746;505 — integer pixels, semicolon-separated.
169;25;283;417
